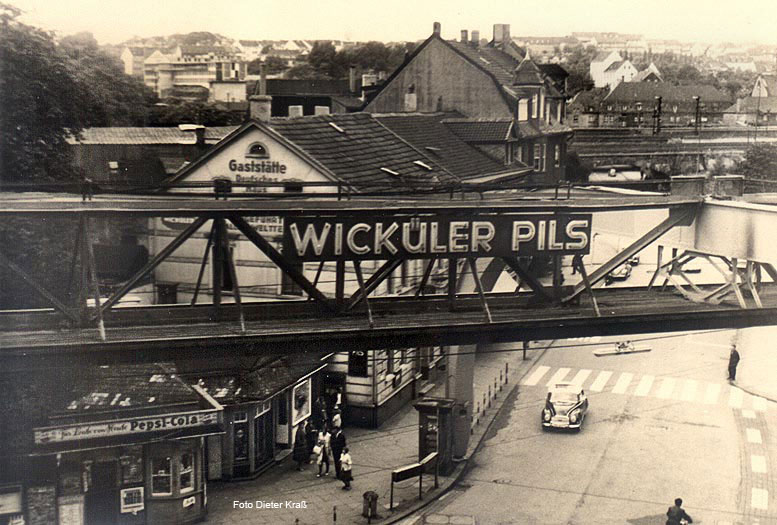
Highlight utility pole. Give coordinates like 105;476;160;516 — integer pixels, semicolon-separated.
653;95;662;135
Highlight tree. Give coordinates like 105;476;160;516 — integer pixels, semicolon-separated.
736;143;777;192
147;101;242;126
562;45;596;95
247;56;288;75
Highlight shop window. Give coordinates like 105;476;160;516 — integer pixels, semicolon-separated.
120;448;143;485
348;350;369;377
151;457;172;495
179;452;194;493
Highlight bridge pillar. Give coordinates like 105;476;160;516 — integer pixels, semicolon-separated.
445;344;475;458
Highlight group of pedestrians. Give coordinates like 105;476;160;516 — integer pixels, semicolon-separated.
292;395;353;490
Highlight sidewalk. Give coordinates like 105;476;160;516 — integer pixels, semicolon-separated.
205;342;546;524
734;326;777;403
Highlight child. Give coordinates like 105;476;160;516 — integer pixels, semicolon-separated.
339;447;353;490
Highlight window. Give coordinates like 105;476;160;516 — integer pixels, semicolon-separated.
151;457;172;495
179;453;194;493
518;99;528;121
120;487;144;513
348;350;369;377
533;144;542;171
246;142;269;158
234;411;248;423
532;94;538;118
386;349;395;374
554;145;561;167
542;144;547;171
573;114;579;124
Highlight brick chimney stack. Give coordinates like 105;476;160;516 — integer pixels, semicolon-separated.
471;30;480;47
461;30;468;43
249;95;272;123
493;24;511;45
433;22;441;36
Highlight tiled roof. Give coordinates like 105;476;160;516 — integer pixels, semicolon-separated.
516;120;573;139
57;363;200;415
513;57;546;85
605;82;732;105
633;69;662;82
538;64;570;81
592;51;618;63
188;352;327;404
66;127;236;145
446;40;520;87
269;113;458;190
375;112;517;180
728;96;777;113
605;60;628;72
568;88;609;111
442;118;514;143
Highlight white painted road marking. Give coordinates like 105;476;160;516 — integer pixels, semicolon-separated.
751;455;767;474
680;379;698;402
703;383;721;405
523;366;550;386
611;373;633;394
634;375;654;397
751;488;769;510
546;368;571;387
570;369;592;387
729;387;744;409
589;371;612;392
656;377;676;399
746;428;762;444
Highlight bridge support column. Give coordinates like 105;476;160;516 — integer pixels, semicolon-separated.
446;344;475;459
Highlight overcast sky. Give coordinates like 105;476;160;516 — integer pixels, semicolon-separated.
11;0;777;47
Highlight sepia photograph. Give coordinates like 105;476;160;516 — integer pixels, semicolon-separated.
2;1;777;523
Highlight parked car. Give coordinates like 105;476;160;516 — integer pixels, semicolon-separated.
605;263;632;285
542;382;589;431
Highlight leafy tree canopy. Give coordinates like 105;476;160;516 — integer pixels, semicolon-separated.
737;143;777;192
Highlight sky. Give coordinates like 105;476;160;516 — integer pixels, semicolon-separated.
10;0;777;47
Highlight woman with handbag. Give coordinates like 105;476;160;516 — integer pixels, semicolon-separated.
315;424;331;477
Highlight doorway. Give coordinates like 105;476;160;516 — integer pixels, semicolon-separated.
85;461;118;525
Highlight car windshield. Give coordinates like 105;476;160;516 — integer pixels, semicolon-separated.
551;392;579;404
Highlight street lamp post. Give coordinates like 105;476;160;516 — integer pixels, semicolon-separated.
692;96;701;135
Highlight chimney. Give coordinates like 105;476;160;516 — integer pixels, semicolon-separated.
349;65;357;95
249;95;272;122
259;63;267;95
178;124;206;151
471;30;480;47
433;22;441;36
288;105;304;118
461;30;468;43
492;24;511;45
314;106;330;115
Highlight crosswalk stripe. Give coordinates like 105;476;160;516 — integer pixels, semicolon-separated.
703;383;721;405
751;455;767;474
752;396;767;412
611;373;633;394
656;377;676;399
634;375;654;397
751;488;769;510
680;379;698;402
570;369;592;387
729;387;744;409
546;368;571;387
746;428;762;444
589;371;612;392
522;366;550;386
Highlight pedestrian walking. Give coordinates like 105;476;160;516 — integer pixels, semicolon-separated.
315;425;331;477
330;426;346;479
728;344;740;381
666;497;692;524
339;447;353;490
304;419;317;464
292;424;308;471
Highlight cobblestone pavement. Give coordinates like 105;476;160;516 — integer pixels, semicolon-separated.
205;342;541;524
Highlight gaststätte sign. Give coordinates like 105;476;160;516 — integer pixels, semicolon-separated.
282;214;592;261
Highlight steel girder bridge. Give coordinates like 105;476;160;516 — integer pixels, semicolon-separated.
2;191;777;370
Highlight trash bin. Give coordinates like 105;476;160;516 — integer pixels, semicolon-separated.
362;491;379;518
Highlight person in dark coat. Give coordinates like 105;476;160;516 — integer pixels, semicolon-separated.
304;419;317;464
330;427;346;479
312;395;327;430
728;344;741;381
292;424;308;471
666;497;692;524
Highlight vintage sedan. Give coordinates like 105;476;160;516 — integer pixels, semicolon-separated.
541;382;589;431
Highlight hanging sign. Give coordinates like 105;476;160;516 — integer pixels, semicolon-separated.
282;214;592;262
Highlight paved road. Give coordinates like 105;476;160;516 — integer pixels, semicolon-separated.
409;329;777;524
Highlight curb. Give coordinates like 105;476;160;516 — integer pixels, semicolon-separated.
731;381;777;405
382;341;555;525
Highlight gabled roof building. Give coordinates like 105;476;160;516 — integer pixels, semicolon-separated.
364;22;572;184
